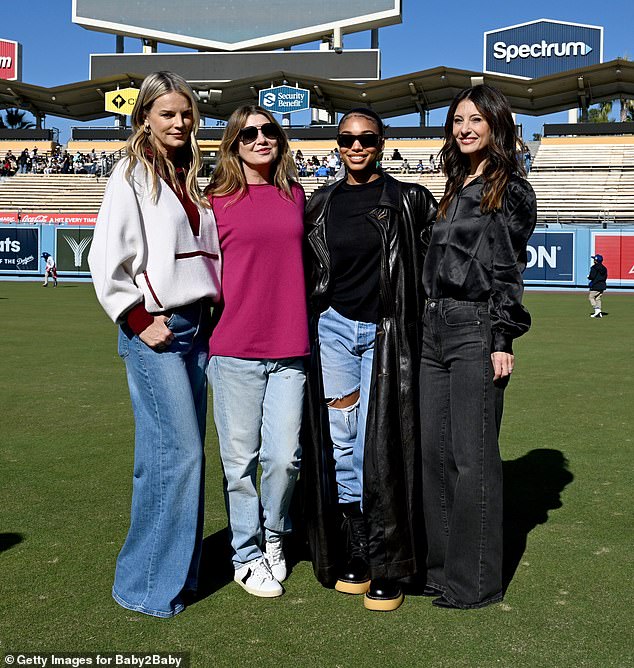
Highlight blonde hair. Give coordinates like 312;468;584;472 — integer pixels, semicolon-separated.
126;71;207;206
204;105;297;202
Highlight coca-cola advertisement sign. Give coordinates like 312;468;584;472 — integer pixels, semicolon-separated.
0;39;21;81
0;211;97;225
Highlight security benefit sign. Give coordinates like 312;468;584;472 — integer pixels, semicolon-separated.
56;227;94;275
524;231;574;284
592;231;634;286
484;19;602;79
259;85;310;115
105;88;139;115
0;227;39;273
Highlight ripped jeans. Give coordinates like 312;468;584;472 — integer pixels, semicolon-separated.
318;306;376;505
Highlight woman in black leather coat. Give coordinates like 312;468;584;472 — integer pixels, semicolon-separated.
420;85;537;609
302;108;436;611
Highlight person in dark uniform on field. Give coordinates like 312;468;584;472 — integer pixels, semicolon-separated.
588;254;608;318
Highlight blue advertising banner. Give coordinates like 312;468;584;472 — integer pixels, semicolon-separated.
0;227;39;273
259;85;310;114
524;231;575;283
484;19;602;79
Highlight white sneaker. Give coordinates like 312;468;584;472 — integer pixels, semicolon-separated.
234;557;283;598
265;539;287;582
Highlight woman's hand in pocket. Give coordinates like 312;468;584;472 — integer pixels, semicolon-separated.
139;316;174;350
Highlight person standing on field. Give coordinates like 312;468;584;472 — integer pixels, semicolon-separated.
588;254;607;318
204;105;308;600
41;252;57;287
420;85;536;610
89;71;221;618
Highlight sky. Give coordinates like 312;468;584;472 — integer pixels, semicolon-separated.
2;1;633;143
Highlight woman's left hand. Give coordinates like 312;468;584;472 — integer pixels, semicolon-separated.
491;351;514;381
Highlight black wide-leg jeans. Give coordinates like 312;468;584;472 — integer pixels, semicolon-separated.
420;298;503;608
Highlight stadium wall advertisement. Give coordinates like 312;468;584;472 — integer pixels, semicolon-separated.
0;212;97;225
591;231;634;285
0;227;39;273
0;224;633;288
524;231;574;284
0;225;94;277
483;19;603;79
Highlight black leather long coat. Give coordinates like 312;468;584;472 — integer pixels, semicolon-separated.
301;172;437;585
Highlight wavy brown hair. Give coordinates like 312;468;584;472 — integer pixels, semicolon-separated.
126;71;207;206
204;105;297;201
437;85;525;219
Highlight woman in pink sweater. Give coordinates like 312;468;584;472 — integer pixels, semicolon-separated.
205;106;308;598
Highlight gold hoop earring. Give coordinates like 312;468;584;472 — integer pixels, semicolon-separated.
144;123;151;134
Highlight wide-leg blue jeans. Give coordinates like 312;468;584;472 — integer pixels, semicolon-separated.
113;301;209;618
420;298;504;608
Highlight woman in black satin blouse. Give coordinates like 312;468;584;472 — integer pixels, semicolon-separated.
419;84;536;609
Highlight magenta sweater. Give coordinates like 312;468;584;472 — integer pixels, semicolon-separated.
209;182;309;359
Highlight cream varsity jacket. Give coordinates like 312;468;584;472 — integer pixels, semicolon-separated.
89;158;221;323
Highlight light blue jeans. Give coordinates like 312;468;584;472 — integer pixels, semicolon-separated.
318;306;376;505
208;356;305;568
113;301;209;618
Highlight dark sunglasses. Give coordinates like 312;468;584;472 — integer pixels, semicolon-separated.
238;122;281;145
336;133;381;149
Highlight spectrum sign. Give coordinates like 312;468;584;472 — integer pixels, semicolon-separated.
484;19;603;79
0;38;21;81
524;231;575;284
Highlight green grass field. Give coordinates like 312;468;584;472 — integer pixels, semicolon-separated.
1;283;632;668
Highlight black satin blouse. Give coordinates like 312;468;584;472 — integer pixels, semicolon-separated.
422;174;537;353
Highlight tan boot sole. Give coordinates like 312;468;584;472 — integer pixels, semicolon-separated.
363;591;404;611
335;579;371;595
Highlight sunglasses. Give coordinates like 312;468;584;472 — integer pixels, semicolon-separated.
238;122;282;145
336;133;381;149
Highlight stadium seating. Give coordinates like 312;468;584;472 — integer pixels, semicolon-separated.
0;173;108;213
2;137;633;222
528;138;634;224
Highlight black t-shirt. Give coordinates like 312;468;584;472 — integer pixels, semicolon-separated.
326;178;383;323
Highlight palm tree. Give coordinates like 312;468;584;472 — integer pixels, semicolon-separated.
1;107;35;129
586;101;614;123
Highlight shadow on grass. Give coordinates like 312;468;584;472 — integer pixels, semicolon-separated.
503;448;574;590
0;532;24;553
194;528;234;602
192;522;311;605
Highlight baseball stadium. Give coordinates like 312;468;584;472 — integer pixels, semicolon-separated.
1;2;632;667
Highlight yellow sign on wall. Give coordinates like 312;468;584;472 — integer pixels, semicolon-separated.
104;88;139;115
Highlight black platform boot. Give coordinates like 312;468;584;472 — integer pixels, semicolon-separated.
335;502;371;595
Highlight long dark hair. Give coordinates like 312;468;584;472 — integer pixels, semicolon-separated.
437;85;524;218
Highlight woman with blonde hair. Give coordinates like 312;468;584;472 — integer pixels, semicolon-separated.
205;106;308;598
89;71;221;618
